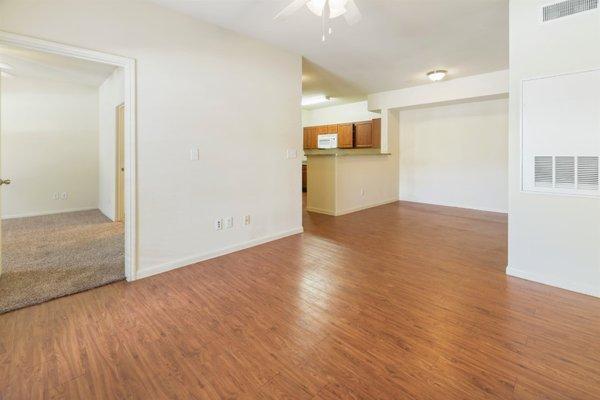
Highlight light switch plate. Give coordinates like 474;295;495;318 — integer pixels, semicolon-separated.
190;148;200;161
286;149;298;159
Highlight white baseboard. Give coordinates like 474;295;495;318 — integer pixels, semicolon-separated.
305;206;336;215
135;226;304;280
506;266;600;298
306;198;399;216
2;207;98;220
398;197;507;214
335;198;399;216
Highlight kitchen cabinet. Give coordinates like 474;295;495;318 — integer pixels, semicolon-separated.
302;164;307;192
303;118;380;149
337;123;353;148
354;121;373;148
303;126;318;149
372;118;381;149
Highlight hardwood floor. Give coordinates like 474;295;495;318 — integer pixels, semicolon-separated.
2;199;600;399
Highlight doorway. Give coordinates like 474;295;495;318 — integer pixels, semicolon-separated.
0;31;137;313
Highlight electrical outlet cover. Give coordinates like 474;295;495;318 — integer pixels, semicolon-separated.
214;218;223;230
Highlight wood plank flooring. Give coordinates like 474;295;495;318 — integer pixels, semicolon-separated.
2;200;600;399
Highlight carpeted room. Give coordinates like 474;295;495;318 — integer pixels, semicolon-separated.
0;44;126;313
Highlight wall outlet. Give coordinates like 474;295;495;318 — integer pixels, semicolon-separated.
243;215;251;226
225;216;234;229
214;218;223;231
360;188;366;197
60;192;68;200
190;148;200;161
52;192;60;200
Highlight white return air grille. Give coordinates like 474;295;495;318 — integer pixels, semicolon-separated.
543;0;598;21
577;156;599;190
534;156;553;187
534;156;599;193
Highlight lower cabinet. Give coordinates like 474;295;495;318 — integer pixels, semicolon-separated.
302;164;307;192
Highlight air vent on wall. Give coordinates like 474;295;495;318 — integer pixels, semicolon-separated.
542;0;598;21
577;156;599;190
555;156;575;188
534;156;553;187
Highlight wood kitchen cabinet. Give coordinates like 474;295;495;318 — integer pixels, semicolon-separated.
303;119;380;149
354;121;373;148
337;123;353;148
303;126;318;149
372;118;381;149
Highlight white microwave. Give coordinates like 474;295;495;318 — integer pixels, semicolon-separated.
318;134;338;149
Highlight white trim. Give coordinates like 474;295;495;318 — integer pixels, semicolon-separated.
397;197;508;214
136;227;304;280
506;266;600;298
2;207;97;220
519;67;600;199
0;30;138;281
335;198;400;216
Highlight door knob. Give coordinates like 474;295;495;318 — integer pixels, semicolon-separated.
0;179;11;186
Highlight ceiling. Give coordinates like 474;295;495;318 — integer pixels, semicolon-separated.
153;0;509;109
0;44;116;87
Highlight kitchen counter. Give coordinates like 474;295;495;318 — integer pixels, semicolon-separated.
304;148;391;157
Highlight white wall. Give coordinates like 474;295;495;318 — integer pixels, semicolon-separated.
398;99;508;213
1;75;99;218
98;67;124;221
507;1;600;296
302;101;380;126
0;0;302;278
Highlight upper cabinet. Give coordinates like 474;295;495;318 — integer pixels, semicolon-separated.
354;121;373;148
372;118;381;149
337;124;353;148
303;118;381;149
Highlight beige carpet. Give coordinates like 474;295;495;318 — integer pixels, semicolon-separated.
0;209;124;314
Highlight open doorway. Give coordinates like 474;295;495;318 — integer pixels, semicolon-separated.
0;36;136;313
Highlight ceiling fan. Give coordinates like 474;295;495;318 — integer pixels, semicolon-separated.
275;0;362;41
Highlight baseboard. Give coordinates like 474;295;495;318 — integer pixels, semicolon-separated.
2;207;98;219
135;227;304;280
398;197;507;214
306;198;399;216
335;198;399;216
506;266;600;298
305;206;336;215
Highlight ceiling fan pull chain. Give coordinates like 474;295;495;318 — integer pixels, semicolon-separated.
322;9;326;42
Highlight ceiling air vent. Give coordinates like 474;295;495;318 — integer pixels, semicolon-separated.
577;156;599;190
535;156;553;187
555;156;575;188
542;0;598;21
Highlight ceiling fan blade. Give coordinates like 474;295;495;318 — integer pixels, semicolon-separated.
274;0;309;19
343;0;362;25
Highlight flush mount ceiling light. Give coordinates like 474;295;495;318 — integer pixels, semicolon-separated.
427;70;447;82
302;95;331;106
275;0;361;42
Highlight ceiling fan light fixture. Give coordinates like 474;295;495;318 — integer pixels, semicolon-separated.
307;0;326;16
328;0;348;18
427;70;447;82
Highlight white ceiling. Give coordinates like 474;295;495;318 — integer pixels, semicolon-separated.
0;44;116;87
153;0;509;108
